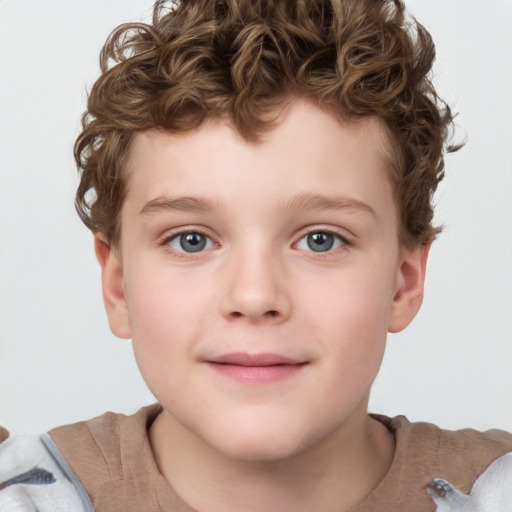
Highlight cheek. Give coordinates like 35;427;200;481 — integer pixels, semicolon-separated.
125;268;211;383
126;263;211;337
307;263;394;332
304;267;394;382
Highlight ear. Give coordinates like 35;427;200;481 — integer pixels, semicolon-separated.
94;234;131;339
388;243;431;333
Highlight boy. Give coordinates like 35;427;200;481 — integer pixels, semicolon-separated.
1;0;511;511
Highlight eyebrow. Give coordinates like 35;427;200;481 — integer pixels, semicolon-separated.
284;193;376;217
139;193;376;217
140;196;217;215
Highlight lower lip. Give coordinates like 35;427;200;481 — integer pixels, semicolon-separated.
206;362;306;384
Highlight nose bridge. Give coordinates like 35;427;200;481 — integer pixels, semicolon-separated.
221;237;290;321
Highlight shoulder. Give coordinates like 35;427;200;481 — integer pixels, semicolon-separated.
393;415;512;483
48;404;170;510
0;404;162;511
0;429;92;511
48;403;162;479
387;415;512;491
354;414;512;511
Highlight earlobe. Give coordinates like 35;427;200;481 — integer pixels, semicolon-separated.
94;234;131;339
388;243;431;333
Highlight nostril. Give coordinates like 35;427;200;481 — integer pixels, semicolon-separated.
227;309;281;320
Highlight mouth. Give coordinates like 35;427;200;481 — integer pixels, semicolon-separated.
205;352;308;384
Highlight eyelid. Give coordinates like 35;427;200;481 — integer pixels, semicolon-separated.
158;224;351;256
294;225;351;244
293;226;352;253
160;226;219;255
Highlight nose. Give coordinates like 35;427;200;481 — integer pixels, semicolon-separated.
220;246;291;323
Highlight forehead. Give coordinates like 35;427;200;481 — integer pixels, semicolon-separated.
123;101;395;223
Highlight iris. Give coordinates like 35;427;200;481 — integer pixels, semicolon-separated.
307;232;334;252
180;233;207;252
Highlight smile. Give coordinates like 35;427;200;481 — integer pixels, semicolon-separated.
205;352;308;384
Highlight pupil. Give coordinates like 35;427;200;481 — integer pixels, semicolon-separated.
307;232;334;252
180;233;206;252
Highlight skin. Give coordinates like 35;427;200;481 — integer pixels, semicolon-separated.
96;100;429;512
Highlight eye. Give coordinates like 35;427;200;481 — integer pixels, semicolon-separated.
296;231;346;253
167;231;216;253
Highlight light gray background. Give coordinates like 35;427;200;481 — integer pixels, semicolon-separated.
1;0;511;436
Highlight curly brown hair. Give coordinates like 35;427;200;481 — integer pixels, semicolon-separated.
75;0;458;248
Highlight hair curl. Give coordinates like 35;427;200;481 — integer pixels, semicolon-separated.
75;0;459;247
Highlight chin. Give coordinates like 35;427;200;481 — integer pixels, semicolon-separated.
201;413;324;463
214;434;306;463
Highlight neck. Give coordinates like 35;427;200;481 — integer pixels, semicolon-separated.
149;405;395;512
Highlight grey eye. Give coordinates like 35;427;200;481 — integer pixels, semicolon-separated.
307;232;334;252
296;231;345;253
169;232;214;253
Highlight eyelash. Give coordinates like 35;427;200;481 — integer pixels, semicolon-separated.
160;228;217;258
160;227;351;257
294;229;350;256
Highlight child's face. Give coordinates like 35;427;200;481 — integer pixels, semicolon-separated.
99;100;426;460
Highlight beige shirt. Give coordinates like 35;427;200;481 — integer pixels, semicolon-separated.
48;405;512;512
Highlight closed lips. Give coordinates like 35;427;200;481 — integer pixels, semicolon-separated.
206;353;305;366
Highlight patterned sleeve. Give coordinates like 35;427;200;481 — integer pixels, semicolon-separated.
0;433;93;511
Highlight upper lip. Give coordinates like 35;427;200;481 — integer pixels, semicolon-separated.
207;352;304;366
